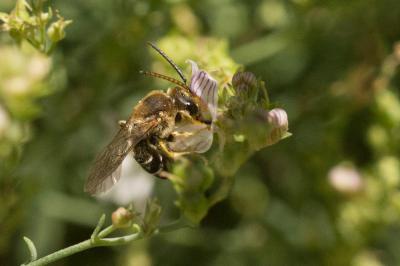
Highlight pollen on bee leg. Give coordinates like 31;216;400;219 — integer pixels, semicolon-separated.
118;120;127;127
158;141;180;159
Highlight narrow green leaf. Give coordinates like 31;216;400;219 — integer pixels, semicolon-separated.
23;236;37;262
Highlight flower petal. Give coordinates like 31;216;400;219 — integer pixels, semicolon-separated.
266;108;289;145
167;122;213;154
187;60;218;122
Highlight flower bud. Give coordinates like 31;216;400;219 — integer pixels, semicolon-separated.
40;10;52;24
47;18;72;42
111;207;134;228
232;71;257;91
266;108;289;145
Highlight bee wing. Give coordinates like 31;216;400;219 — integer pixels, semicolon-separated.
85;120;157;195
167;121;213;154
187;60;218;122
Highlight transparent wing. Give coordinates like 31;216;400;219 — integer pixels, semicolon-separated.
85;120;157;195
167;121;213;154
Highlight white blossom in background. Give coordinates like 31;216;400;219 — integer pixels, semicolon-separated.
1;47;51;97
0;105;10;138
27;54;52;81
3;76;31;96
99;156;155;212
328;164;364;194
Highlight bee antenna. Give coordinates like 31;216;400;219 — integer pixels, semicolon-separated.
147;41;187;84
140;70;189;89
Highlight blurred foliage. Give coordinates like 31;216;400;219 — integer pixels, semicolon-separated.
1;0;400;265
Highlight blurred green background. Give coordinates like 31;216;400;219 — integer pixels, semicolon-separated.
2;0;400;265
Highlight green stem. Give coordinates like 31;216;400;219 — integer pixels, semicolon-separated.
22;217;189;266
97;225;116;238
23;239;93;266
158;217;192;233
23;225;141;266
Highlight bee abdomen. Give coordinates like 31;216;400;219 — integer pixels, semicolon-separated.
134;140;168;175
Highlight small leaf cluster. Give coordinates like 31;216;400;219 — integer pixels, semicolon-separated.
0;0;72;54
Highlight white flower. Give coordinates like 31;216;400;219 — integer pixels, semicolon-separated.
328;164;363;194
98;156;155;212
0;105;10;138
3;76;31;95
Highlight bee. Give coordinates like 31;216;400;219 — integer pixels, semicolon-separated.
85;42;218;195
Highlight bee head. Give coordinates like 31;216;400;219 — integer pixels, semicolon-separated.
169;87;199;116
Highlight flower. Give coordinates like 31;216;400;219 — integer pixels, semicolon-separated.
232;71;257;91
187;60;218;122
111;207;134;228
0;105;10;138
266;108;289;145
47;17;73;43
328;164;364;194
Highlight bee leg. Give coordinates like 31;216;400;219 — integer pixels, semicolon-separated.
157;140;183;160
118;120;127;127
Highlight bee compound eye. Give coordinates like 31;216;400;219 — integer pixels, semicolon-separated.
175;93;198;116
186;101;198;116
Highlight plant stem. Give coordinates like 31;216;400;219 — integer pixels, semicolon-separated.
24;239;93;266
23;225;141;266
158;217;192;233
22;217;189;266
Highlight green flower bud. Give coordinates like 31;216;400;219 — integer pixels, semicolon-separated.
232;71;257;91
111;207;134;228
47;18;72;42
40;9;53;24
0;12;9;27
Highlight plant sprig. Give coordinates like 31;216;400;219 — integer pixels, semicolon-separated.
0;0;72;54
21;200;190;266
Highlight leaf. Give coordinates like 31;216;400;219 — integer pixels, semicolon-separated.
23;236;37;262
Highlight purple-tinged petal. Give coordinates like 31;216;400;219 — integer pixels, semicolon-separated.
187;60;218;121
187;59;199;76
